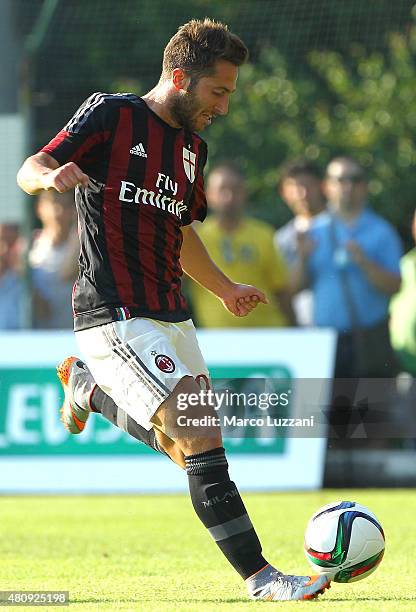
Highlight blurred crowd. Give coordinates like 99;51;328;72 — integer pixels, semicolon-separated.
190;156;416;381
0;190;79;330
1;157;416;381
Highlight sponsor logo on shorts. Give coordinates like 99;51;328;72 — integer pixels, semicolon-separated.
155;354;175;373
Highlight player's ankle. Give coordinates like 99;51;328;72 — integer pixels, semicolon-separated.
88;384;101;413
246;564;278;596
246;563;272;581
72;366;96;412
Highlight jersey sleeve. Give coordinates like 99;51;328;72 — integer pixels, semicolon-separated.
40;92;113;167
188;140;208;224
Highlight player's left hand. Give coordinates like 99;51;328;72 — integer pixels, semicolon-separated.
221;283;268;317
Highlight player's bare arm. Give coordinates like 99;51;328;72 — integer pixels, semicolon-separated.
181;224;268;316
17;151;89;195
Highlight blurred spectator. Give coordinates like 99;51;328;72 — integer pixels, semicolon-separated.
189;162;295;327
275;159;326;325
0;223;24;329
292;156;402;377
390;209;416;376
29;190;79;329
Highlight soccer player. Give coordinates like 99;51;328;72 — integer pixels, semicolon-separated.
17;19;330;601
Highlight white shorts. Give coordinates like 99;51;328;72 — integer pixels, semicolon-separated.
75;318;210;431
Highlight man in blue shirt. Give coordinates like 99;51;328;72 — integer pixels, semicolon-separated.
292;156;402;377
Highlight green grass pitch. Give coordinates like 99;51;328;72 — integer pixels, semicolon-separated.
0;490;415;611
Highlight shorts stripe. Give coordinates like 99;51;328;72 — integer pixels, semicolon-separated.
103;324;170;402
108;324;171;395
107;339;165;402
125;341;172;395
103;326;167;402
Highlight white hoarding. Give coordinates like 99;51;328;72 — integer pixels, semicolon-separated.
0;329;336;493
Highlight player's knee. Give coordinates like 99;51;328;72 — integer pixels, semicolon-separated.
174;375;217;416
156;375;223;455
177;380;222;446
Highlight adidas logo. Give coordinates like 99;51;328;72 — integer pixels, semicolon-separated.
130;143;147;157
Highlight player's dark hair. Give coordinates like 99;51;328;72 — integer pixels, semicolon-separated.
279;159;323;186
162;18;248;83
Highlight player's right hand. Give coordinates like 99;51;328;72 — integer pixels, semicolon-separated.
41;162;89;192
221;283;268;317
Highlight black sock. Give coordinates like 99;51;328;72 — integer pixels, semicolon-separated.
91;385;166;456
185;447;268;579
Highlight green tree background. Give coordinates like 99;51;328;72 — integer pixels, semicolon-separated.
207;31;416;244
16;0;416;247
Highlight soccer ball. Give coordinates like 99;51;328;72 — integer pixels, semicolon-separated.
304;501;385;583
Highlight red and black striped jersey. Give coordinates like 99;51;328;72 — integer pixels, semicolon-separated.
41;92;208;331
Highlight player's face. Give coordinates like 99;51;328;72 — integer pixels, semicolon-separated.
171;60;238;132
324;161;368;212
280;174;324;217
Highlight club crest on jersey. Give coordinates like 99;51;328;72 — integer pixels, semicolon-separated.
155;354;176;373
183;147;196;183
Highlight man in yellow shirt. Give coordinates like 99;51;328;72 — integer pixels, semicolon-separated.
189;162;294;327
